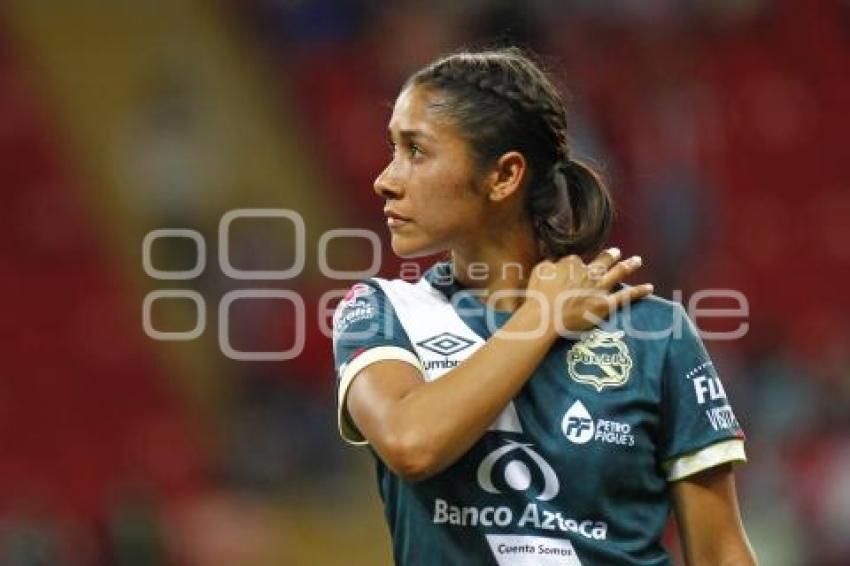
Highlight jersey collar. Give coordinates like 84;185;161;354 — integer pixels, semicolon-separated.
422;261;462;301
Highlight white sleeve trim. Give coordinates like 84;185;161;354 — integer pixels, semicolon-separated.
337;346;425;446
664;439;747;482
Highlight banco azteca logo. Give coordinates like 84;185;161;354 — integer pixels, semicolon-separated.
567;329;633;391
477;440;559;501
417;332;475;357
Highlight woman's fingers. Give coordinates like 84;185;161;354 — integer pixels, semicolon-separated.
608;283;654;311
599;255;643;289
576;284;653;331
587;247;621;277
533;250;653;333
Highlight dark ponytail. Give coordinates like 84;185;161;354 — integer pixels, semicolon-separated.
531;158;612;258
408;47;613;259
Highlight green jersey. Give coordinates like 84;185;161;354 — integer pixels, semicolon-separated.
333;262;746;565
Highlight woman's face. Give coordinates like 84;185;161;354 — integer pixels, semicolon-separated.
374;84;488;258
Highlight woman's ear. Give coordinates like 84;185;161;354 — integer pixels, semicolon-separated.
488;151;527;202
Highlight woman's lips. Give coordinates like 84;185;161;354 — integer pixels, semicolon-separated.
384;208;411;228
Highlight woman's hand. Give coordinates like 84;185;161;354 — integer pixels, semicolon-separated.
527;247;653;334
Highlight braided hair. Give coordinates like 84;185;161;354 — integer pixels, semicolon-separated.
406;47;612;259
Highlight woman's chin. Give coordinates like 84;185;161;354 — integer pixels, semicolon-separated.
390;236;439;259
391;242;425;259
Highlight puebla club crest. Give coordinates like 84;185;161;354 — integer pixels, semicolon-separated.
566;329;632;391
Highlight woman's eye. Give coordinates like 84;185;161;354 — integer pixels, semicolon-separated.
386;139;422;160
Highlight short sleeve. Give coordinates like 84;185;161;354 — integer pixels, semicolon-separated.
659;305;747;481
332;281;423;445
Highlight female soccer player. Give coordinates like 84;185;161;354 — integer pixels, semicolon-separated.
333;48;755;565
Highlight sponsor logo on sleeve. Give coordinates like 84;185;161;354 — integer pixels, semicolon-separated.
333;285;378;335
566;330;632;391
342;283;374;303
685;362;741;431
705;404;739;431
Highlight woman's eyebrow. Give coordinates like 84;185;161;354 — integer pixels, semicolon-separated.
388;128;435;142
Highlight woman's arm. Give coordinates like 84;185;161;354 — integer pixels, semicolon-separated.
672;464;757;566
348;299;556;481
346;252;651;481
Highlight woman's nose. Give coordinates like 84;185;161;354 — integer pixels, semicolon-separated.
373;164;403;199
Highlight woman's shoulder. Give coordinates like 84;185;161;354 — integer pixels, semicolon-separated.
363;261;454;297
613;284;683;314
608;286;689;337
634;292;682;313
334;269;437;318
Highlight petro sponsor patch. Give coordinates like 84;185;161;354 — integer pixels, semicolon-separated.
561;400;635;447
566;330;632;391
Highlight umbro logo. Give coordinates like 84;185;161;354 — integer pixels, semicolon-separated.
417;332;475;357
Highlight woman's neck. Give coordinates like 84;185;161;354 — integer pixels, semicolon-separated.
450;223;542;312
